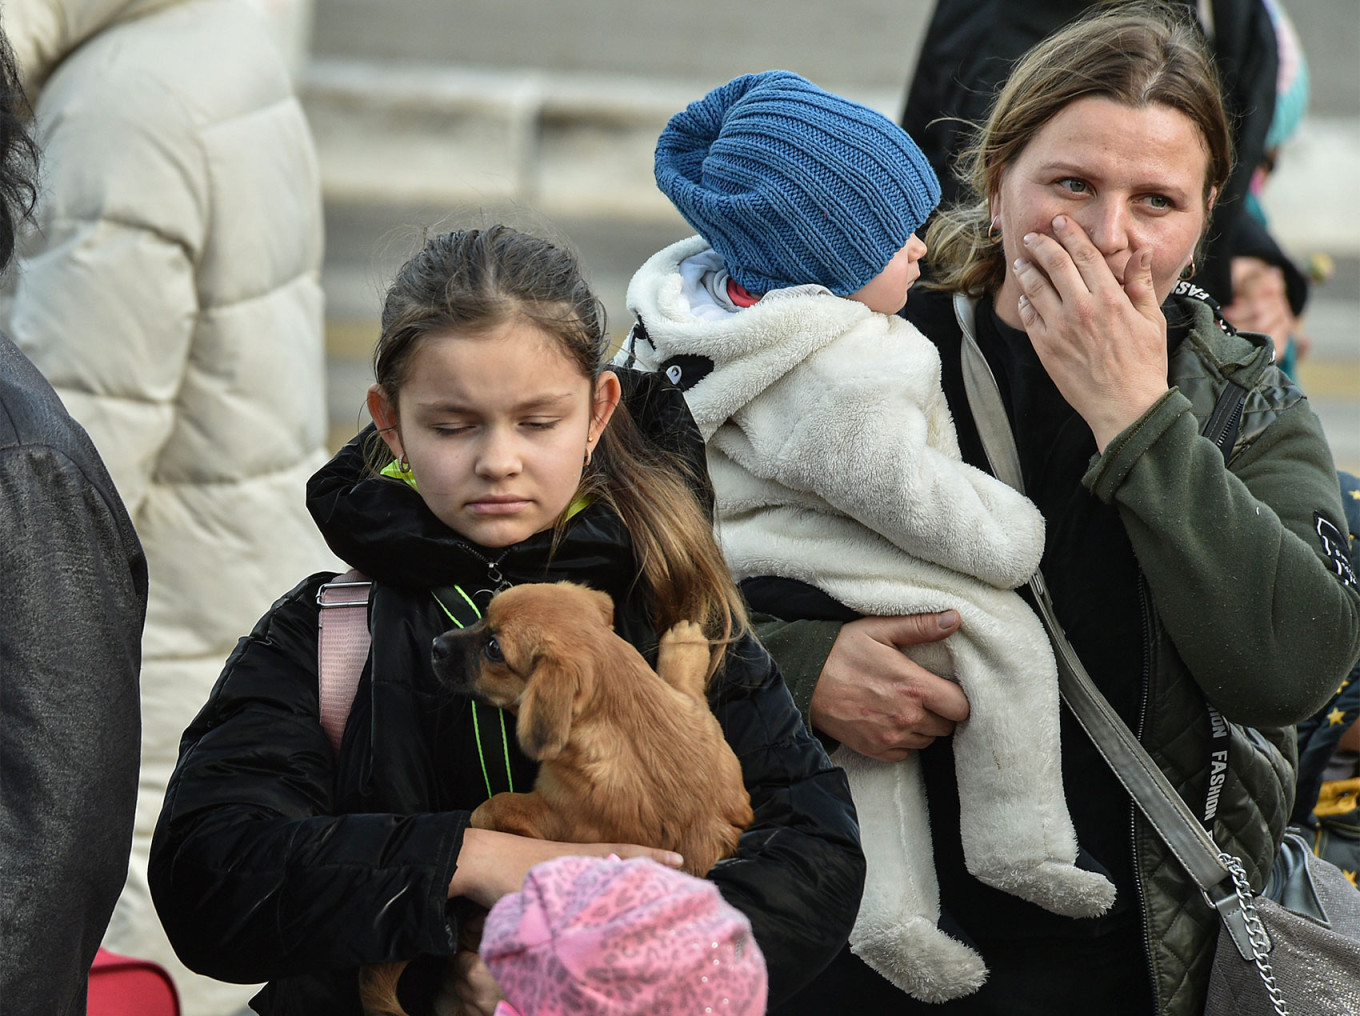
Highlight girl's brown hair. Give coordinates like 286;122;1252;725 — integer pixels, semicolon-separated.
925;1;1233;296
372;226;747;675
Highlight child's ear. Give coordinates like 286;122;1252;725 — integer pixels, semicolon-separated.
589;370;623;444
367;384;405;461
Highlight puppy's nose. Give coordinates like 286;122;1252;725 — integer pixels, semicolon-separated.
432;633;453;666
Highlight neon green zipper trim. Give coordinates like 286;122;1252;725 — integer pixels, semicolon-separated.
431;586;515;798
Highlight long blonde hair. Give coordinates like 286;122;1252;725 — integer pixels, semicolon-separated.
371;226;747;672
925;1;1233;296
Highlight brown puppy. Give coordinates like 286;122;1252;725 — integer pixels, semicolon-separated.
361;581;752;1015
438;581;752;873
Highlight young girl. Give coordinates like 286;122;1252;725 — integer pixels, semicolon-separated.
147;226;864;1015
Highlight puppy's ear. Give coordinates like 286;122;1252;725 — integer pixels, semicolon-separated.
516;654;583;760
584;587;615;629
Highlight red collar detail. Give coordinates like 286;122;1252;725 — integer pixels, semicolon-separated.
726;278;761;307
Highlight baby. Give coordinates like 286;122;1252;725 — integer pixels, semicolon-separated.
620;70;1116;1001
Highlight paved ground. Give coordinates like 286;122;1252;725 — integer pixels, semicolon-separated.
303;0;1359;471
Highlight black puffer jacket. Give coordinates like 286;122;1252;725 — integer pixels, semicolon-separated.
149;378;864;1014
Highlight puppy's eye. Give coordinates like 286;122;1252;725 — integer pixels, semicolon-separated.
483;636;504;664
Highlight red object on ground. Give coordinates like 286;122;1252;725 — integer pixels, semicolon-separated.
88;947;180;1016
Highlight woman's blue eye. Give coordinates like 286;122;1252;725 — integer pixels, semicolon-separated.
1059;178;1087;193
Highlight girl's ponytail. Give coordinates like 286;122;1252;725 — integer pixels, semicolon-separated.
579;398;749;682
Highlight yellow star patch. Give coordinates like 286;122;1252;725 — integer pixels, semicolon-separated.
1345;869;1357;889
1328;708;1349;727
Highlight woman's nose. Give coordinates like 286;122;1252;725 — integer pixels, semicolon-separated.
1082;201;1130;255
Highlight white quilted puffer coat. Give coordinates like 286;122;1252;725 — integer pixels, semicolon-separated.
0;1;338;1011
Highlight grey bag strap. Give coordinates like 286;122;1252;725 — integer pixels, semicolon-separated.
952;294;1259;961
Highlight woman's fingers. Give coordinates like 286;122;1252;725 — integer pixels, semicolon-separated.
1049;215;1125;294
1014;216;1127;311
1012;262;1049;330
1122;248;1159;318
1010;223;1099;329
1006;218;1170;451
808;614;969;761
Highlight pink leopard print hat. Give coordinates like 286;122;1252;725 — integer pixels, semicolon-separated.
482;855;768;1016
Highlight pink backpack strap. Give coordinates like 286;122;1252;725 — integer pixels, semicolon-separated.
316;568;372;758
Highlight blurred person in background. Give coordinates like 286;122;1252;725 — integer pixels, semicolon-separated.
0;23;147;1016
0;1;338;1011
1291;469;1360;886
1235;0;1318;377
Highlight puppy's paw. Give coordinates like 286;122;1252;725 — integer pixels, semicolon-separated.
469;798;498;830
656;620;710;696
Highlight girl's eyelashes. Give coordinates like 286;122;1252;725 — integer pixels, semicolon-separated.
429;418;561;435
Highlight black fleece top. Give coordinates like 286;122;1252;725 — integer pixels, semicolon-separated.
943;294;1145;926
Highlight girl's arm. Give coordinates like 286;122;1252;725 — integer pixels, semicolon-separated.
149;575;468;982
449;829;681;909
705;634;866;1007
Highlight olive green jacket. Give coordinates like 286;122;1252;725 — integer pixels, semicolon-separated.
756;295;1360;1016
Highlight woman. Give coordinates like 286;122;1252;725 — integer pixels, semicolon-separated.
752;6;1360;1014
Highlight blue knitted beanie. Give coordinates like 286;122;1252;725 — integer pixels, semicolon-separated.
654;70;941;297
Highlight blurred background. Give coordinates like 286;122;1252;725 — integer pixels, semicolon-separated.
262;0;1358;472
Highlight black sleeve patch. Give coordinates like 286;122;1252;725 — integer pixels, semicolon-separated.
1315;512;1358;589
660;354;713;392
